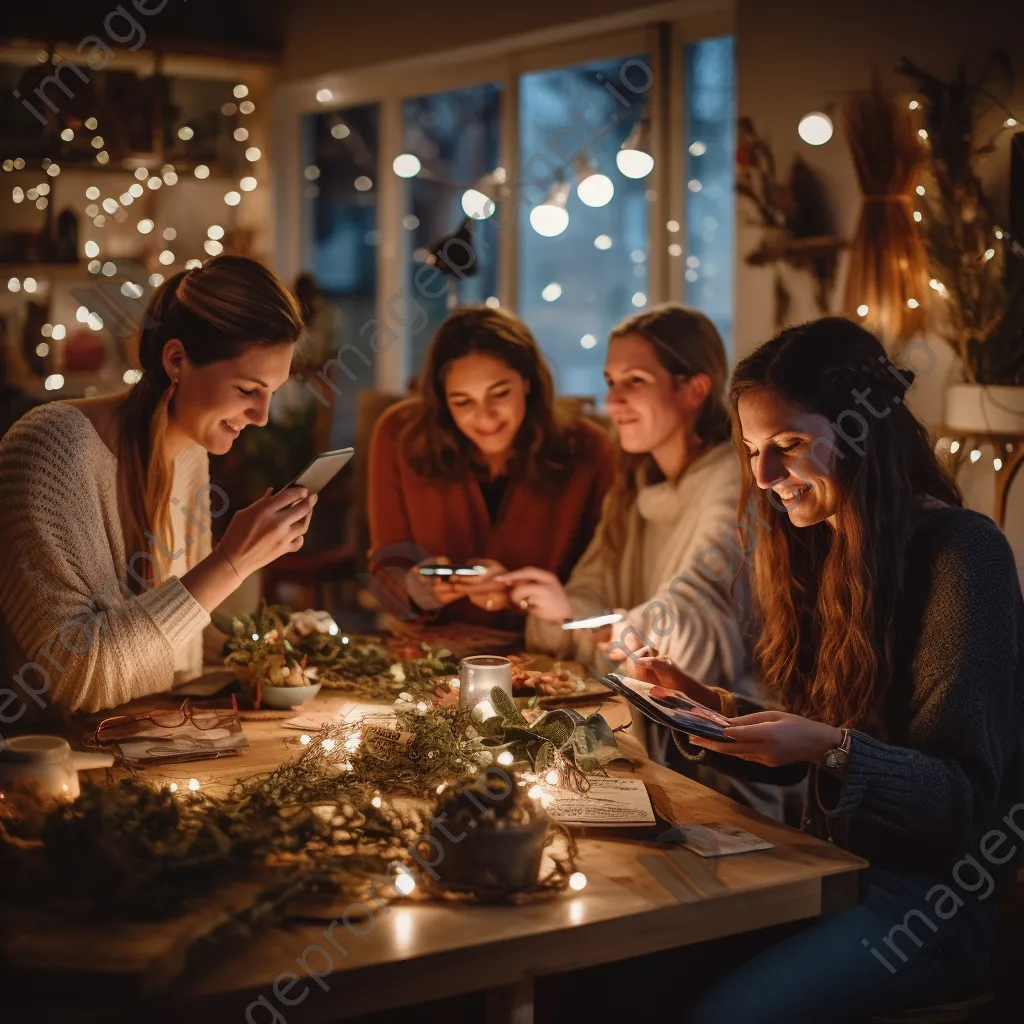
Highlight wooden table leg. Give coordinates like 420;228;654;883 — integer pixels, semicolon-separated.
485;978;535;1024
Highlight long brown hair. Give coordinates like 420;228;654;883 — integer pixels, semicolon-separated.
117;255;304;592
403;305;581;488
731;316;962;736
602;303;732;558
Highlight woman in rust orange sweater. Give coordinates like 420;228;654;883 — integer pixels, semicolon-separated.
368;306;614;630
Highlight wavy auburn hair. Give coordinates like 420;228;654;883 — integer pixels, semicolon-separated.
731;317;961;736
402;306;583;488
117;255;304;592
602;303;732;558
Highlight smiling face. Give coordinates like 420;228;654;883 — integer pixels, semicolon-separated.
166;340;295;455
604;332;694;456
737;387;840;527
443;351;528;460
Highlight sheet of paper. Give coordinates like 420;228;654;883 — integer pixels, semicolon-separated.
660;821;775;857
545;776;655;827
284;703;392;731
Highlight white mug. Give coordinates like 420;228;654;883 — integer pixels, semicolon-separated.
0;735;113;802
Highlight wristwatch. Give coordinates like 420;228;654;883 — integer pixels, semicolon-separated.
822;728;852;771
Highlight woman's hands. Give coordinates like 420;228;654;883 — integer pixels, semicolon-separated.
451;559;511;612
413;558;511;611
690;711;843;767
494;567;573;621
415;557;467;608
629;649;724;710
632;651;842;766
216;486;317;579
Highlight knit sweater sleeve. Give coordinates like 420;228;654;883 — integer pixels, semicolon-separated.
621;471;745;685
0;407;209;713
822;511;1023;854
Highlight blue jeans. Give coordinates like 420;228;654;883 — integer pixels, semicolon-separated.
688;866;997;1024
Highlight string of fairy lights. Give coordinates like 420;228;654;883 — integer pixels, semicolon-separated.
2;81;261;393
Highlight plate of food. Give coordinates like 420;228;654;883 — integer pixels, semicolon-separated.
508;654;611;705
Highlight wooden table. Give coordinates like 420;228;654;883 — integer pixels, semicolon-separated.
3;690;866;1024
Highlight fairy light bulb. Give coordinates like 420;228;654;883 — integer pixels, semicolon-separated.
797;112;833;145
496;750;515;766
569;872;588;891
188;778;200;791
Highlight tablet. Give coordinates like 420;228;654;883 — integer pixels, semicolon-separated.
285;448;355;495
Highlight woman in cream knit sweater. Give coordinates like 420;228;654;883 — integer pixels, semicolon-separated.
502;304;747;685
500;306;781;813
0;256;316;713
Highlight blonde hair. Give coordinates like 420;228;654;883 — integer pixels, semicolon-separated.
116;256;304;591
602;303;731;559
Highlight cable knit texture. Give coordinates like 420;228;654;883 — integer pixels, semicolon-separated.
693;506;1024;881
0;403;212;712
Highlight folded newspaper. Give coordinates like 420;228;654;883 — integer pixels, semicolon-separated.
598;673;734;741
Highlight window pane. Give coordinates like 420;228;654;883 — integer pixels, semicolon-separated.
403;84;501;377
304;104;379;445
518;56;652;402
684;37;736;352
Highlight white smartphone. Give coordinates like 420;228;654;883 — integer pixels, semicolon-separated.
561;611;624;631
283;448;355;495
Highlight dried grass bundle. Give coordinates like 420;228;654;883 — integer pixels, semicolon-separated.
842;77;929;342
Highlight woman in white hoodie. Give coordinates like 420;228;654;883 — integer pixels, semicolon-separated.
499;304;782;814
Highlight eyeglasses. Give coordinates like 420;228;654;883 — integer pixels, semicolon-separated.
90;696;240;746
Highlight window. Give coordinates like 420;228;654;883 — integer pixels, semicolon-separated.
402;84;502;377
683;36;736;351
304;103;379;444
516;55;653;403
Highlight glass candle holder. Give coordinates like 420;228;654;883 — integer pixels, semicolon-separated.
458;655;513;713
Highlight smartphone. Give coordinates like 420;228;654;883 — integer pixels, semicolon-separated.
562;611;624;631
417;564;488;578
283;448;355;495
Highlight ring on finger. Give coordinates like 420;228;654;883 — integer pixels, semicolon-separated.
519;598;530;611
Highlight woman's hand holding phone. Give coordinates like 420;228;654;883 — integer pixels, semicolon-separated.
415;557;468;607
216;486;317;578
449;559;511;611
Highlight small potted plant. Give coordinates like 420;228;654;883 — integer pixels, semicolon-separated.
224;627;322;709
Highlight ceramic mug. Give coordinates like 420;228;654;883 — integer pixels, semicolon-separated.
458;655;514;712
0;735;113;802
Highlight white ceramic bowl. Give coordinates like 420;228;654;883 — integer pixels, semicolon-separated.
260;682;322;709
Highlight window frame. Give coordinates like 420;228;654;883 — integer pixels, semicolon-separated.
275;4;735;390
